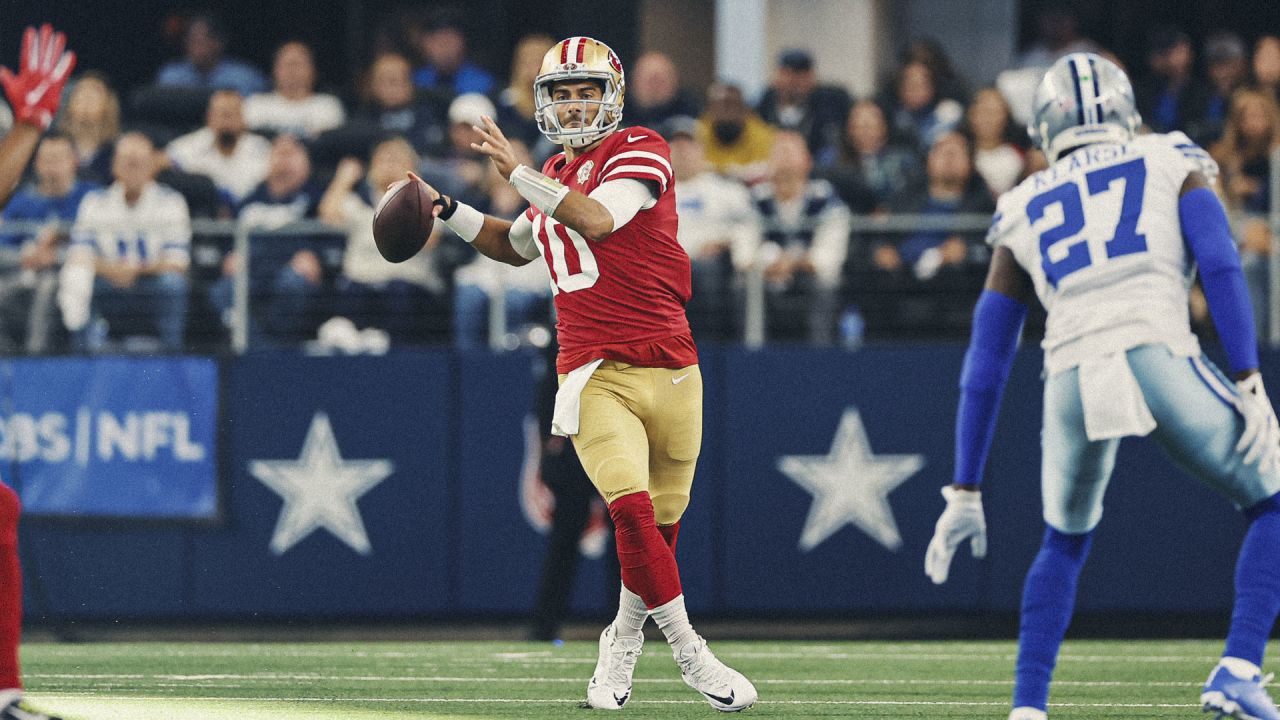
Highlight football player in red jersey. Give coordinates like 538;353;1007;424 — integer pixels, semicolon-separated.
0;26;76;720
418;36;756;712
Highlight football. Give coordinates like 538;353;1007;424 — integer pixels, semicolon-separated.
372;175;434;263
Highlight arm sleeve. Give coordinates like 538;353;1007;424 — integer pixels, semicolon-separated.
508;209;541;261
587;178;657;233
58;193;98;331
809;202;852;287
66;194;99;263
954;289;1027;486
1181;186;1258;373
162;195;192;267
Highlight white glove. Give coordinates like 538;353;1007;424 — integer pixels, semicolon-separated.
925;485;987;585
1234;374;1280;472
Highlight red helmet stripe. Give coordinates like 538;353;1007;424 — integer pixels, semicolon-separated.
575;38;586;63
559;39;569;65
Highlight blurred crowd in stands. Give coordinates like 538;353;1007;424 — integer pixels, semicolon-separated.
0;6;1276;354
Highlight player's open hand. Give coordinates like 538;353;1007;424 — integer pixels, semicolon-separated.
470;116;518;180
0;24;75;131
925;485;987;585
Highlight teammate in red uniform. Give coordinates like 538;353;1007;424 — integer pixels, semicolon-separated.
0;26;77;720
420;36;756;711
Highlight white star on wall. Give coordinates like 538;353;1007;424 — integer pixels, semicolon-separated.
249;412;394;556
777;409;924;552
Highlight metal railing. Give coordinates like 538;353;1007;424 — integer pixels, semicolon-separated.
740;212;993;348
0;213;999;354
13;196;1276;354
0;218;348;354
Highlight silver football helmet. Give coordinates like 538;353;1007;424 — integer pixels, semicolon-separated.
1029;53;1141;162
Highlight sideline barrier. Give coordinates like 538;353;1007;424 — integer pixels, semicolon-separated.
14;345;1257;619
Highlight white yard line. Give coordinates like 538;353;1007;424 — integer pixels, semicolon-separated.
26;673;1197;687
30;694;1200;708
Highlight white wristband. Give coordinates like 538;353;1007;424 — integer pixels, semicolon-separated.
442;201;484;243
509;164;570;216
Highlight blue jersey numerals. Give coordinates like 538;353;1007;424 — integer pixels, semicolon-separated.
114;234;149;261
1027;158;1148;287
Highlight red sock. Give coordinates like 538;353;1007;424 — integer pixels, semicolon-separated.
609;492;682;609
0;484;21;690
658;521;680;555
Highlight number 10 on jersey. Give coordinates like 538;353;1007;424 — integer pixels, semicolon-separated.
534;214;600;294
1027;157;1149;287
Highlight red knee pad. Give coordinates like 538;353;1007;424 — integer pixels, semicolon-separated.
609;492;658;561
0;484;18;544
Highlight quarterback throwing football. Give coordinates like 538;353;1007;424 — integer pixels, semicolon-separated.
421;36;756;712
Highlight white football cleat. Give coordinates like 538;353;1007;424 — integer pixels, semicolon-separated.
0;690;62;720
1008;707;1048;720
586;623;642;710
676;637;757;712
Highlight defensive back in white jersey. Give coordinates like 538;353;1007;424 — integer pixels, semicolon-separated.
987;131;1218;374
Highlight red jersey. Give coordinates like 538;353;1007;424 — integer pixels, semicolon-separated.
525;127;698;373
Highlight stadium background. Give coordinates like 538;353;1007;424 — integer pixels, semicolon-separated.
0;0;1277;638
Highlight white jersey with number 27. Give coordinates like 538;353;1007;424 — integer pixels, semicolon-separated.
987;131;1219;374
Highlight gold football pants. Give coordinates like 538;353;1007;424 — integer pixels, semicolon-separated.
562;361;702;525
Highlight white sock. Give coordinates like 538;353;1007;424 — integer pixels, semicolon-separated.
650;594;698;655
1219;656;1263;679
613;585;648;640
0;689;20;706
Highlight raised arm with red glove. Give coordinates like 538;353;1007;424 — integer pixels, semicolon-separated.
2;24;75;131
0;24;75;209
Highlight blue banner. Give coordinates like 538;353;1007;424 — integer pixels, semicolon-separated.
14;347;1270;619
4;357;217;519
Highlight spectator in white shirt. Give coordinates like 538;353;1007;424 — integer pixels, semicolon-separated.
666;117;758;340
59;133;191;352
244;41;346;139
319;135;448;345
166;89;270;204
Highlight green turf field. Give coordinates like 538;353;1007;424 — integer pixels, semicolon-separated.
15;638;1244;718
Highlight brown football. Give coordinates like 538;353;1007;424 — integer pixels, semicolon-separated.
372;176;434;263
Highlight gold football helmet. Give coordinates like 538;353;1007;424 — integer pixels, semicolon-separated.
534;36;625;148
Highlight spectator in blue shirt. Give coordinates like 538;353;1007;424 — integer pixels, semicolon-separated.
877;130;993;280
355;52;450;158
208;134;326;346
411;10;494;98
155;14;268;96
0;133;97;353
